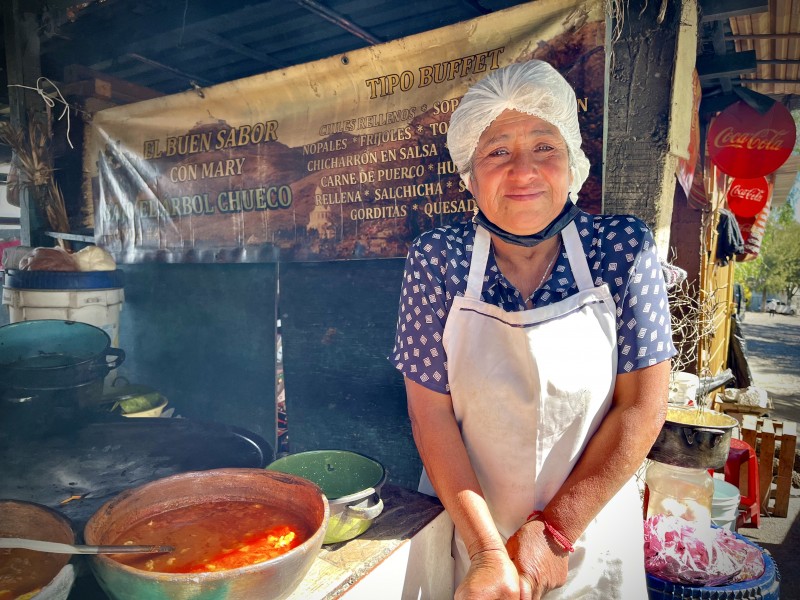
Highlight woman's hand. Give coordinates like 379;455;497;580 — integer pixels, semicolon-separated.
505;520;569;600
455;548;520;600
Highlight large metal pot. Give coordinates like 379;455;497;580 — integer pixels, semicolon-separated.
268;450;386;544
0;319;124;391
0;500;76;600
647;407;738;469
84;468;328;600
0;320;125;435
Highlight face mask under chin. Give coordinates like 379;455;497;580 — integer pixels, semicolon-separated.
473;199;580;247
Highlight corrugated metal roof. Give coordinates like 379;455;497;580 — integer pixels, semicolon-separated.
729;0;800;97
16;0;796;102
36;0;526;96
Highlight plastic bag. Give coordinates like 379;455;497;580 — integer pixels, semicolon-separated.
724;386;769;408
644;514;764;586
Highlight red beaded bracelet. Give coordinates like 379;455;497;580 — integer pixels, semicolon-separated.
526;510;575;553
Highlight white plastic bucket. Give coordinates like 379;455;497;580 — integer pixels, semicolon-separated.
2;270;124;347
711;478;740;531
669;371;699;405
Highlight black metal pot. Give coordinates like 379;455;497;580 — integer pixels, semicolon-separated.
0;320;125;436
0;320;124;391
647;407;738;469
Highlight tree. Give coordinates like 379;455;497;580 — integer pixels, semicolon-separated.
768;219;800;303
734;203;800;306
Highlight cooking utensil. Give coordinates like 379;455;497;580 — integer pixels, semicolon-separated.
647;406;738;469
0;538;173;554
0;319;124;390
84;468;328;600
268;450;386;544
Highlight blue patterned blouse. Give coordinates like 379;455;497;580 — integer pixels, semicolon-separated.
391;210;676;394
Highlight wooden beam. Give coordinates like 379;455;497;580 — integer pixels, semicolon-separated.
706;21;733;93
697;50;756;81
726;33;800;40
291;0;381;45
456;0;490;15
62;64;163;103
194;30;284;69
700;92;742;115
3;0;47;246
605;0;681;238
699;0;768;22
742;79;800;84
125;53;214;87
4;2;42;127
709;21;727;56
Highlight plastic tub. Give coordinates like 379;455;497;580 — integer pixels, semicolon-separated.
646;530;780;599
711;478;740;532
669;371;700;405
3;269;124;346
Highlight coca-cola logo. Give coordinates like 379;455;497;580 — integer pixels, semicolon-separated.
708;101;796;178
730;184;765;202
713;127;790;153
727;177;770;218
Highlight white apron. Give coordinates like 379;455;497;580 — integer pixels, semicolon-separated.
419;221;646;599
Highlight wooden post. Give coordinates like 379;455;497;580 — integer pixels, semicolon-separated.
774;421;797;517
3;0;50;247
604;0;698;251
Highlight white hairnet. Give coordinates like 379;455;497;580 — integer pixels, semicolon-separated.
447;60;590;200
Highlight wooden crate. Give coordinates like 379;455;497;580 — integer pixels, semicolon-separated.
741;416;797;518
712;401;770;418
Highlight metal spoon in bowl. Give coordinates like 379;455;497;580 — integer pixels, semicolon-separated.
0;537;173;555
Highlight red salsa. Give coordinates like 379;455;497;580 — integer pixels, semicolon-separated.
109;500;310;573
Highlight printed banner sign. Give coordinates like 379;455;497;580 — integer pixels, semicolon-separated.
676;70;702;200
85;0;606;263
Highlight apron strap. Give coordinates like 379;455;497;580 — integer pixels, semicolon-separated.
466;225;491;300
562;221;594;292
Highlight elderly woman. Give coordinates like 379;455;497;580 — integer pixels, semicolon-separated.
391;60;675;599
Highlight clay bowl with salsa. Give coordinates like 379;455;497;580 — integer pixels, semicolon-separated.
84;468;329;600
0;500;76;600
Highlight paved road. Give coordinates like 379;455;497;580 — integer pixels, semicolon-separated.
739;311;800;424
737;310;799;597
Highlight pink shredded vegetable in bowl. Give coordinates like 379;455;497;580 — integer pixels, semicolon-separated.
644;514;765;586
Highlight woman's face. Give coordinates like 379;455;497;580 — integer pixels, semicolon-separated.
467;110;571;235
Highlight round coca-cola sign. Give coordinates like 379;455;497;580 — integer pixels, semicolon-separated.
708;100;796;178
727;177;770;217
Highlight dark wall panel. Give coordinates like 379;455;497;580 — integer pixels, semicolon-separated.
280;258;421;490
118;263;278;447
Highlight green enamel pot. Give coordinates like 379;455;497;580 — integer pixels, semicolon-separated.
267;450;386;544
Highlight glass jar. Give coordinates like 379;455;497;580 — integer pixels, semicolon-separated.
644;460;714;529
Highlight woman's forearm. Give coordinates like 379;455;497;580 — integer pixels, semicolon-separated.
540;361;670;545
405;377;506;558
